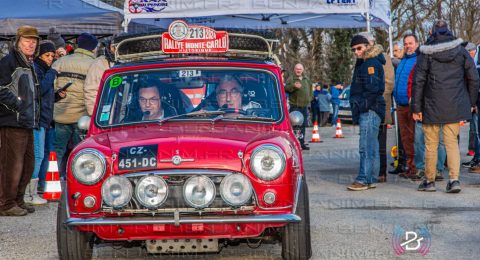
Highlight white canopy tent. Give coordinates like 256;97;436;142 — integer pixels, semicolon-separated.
122;0;393;55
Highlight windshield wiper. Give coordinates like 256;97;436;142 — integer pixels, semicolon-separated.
234;115;275;122
157;110;226;125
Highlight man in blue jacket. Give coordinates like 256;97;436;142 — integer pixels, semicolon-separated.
393;34;419;179
348;34;386;191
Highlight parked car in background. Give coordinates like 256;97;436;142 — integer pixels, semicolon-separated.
338;85;352;123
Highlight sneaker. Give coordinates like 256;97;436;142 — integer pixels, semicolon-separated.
462;158;478;168
469;162;480;173
446;180;461;193
388;165;406;175
418;180;436;192
435;171;444;181
347;182;369;191
0;206;28;216
467;150;475;156
399;171;421;180
28;195;47;205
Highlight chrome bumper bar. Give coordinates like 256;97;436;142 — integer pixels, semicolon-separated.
65;213;300;226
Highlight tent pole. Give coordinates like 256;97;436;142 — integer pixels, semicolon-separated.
366;12;371;32
388;26;394;58
122;18;131;32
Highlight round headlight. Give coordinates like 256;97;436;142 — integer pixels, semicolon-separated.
250;145;286;181
101;175;133;208
220;174;253;206
135;176;168;208
72;149;106;185
183;176;216;209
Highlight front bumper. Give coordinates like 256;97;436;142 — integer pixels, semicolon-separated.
65;213;300;226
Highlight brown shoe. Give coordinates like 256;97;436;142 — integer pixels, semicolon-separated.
347;182;369;191
0;206;28;216
18;203;35;213
368;183;377;189
399;171;420;180
469;165;480;173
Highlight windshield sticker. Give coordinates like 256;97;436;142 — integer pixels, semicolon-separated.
102;105;111;113
109;76;123;88
179;70;201;78
100;112;110;122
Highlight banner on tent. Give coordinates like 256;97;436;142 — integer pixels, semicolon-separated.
125;0;369;19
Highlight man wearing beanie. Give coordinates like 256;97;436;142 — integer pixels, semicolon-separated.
47;27;66;59
0;25;41;216
347;34;386;191
52;32;98;177
412;21;479;193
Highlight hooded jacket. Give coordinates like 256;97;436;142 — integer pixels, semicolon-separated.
52;48;96;124
34;58;58;128
394;51;417;106
350;44;386;124
0;48;40;128
411;36;479;124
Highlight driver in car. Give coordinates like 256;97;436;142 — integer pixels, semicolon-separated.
138;85;176;120
215;76;261;113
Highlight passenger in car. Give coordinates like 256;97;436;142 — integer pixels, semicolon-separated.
215;76;261;112
138;85;176;120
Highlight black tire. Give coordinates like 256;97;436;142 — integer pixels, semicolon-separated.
282;178;312;260
57;186;94;260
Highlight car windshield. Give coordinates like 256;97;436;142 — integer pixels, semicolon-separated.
95;68;282;127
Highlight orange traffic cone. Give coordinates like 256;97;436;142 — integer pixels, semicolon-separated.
334;119;344;138
310;121;322;143
43;151;62;201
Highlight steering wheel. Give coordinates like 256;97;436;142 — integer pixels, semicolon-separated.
218;107;247;115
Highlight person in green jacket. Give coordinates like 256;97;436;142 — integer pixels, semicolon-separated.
285;63;313;150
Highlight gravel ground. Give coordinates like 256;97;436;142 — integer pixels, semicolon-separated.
2;124;480;260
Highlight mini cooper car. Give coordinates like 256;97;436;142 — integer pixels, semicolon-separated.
57;23;311;260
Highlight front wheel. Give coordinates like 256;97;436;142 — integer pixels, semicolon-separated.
281;177;312;260
57;186;94;260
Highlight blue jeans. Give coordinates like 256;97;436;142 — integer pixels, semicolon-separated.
331;103;339;125
54;123;83;178
472;113;480;160
32;127;46;179
414;122;446;171
38;127;55;189
356;110;381;184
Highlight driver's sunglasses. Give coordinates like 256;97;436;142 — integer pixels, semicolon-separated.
351;46;364;52
216;88;241;98
138;97;160;105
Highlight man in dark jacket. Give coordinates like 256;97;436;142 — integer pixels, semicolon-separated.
347;34;386;191
0;26;41;216
412;21;480;193
285;63;313;150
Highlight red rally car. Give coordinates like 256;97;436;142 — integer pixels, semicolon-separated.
57;22;311;260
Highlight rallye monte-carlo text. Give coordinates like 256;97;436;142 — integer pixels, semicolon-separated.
57;21;311;260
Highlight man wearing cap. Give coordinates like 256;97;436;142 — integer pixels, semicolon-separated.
52;32;98;177
358;31;395;182
347;34;385;191
0;25;41;216
412;21;479;193
47;27;66;59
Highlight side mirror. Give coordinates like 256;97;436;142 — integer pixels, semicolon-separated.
77;115;91;130
289;111;304;127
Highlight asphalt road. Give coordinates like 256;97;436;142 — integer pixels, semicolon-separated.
2;124;480;260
